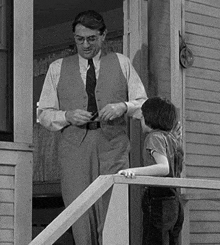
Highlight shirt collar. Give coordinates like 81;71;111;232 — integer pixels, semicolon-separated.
78;50;101;68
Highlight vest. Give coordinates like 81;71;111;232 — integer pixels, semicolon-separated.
57;52;128;145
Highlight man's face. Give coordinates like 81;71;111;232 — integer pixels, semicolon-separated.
74;24;106;59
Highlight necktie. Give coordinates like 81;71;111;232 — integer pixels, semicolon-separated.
86;59;98;115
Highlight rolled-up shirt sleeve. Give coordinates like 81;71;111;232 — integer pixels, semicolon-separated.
38;59;69;131
117;53;148;119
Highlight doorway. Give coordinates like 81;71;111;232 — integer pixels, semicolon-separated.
33;1;124;244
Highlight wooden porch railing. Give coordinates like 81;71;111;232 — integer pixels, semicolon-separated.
29;175;220;245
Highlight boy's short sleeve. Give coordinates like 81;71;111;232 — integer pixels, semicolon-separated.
144;132;167;157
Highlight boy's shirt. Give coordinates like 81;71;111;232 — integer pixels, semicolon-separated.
143;130;183;178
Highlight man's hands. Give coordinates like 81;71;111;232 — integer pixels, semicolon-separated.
65;102;127;126
65;109;92;126
99;102;127;121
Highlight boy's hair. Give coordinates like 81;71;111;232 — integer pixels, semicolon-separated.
72;10;106;34
141;97;178;131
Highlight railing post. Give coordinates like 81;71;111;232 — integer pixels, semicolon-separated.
103;184;129;245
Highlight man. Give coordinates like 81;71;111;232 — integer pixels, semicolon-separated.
38;10;147;245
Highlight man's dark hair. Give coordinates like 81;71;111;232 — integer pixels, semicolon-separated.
72;10;106;34
141;97;178;131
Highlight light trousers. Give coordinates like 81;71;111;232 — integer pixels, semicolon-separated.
59;128;130;245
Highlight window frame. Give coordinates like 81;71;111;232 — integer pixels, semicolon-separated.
0;0;13;141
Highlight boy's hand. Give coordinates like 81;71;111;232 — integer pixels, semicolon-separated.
171;121;182;140
118;169;136;178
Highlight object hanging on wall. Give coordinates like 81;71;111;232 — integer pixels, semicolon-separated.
179;33;194;69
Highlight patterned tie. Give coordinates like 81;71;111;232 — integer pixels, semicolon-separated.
86;59;98;115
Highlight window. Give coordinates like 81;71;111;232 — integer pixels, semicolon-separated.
0;0;13;141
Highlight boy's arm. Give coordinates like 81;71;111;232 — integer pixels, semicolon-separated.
118;152;169;178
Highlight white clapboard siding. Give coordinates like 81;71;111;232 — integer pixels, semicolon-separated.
186;77;220;91
191;221;220;233
0;230;14;242
189;200;220;211
186;23;220;40
185;0;220;244
186;189;220;196
191;0;220;8
186;99;220;114
0;165;15;244
185;122;220;136
186;154;220;167
187;67;220;81
0;144;33;245
186;112;220;126
186;166;220;179
186;13;220;30
186;1;220;18
191;56;220;72
187;34;220;51
0;190;14;203
191;211;220;222
190;233;220;244
186;89;219;104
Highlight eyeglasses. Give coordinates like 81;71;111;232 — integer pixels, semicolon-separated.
74;35;100;44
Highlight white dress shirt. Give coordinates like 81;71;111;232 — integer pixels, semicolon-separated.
38;51;147;131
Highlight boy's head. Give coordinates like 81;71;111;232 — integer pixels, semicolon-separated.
141;97;178;131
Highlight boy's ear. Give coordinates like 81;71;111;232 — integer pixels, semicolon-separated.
176;107;180;121
102;30;107;41
141;117;152;134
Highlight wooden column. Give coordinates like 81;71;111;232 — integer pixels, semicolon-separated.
13;0;33;244
170;0;184;119
170;0;188;244
123;0;148;244
14;0;33;143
